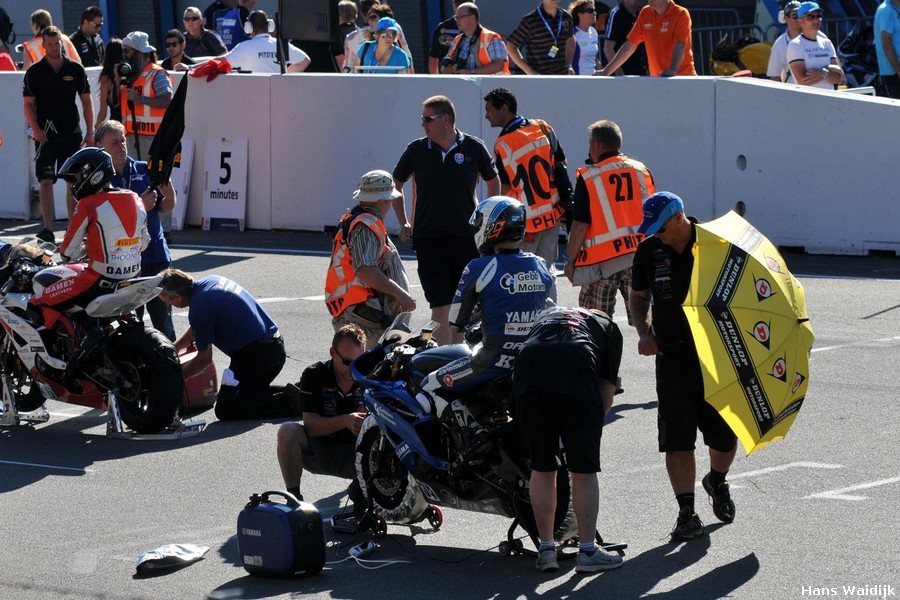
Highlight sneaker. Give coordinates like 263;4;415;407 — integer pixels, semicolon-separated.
575;548;624;573
535;548;559;572
36;228;55;244
702;474;736;523
670;506;704;541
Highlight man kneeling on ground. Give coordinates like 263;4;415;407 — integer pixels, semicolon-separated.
276;324;368;511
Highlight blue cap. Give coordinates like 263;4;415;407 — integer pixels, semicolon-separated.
375;17;399;32
797;1;822;18
638;192;684;235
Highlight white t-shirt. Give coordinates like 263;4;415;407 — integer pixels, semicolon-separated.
786;32;837;89
572;26;599;75
224;34;309;73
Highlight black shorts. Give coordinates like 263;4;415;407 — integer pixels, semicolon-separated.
517;391;604;474
34;135;82;182
656;351;737;453
414;235;478;308
304;436;357;480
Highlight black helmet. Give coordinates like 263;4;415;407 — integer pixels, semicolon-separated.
469;196;526;254
57;148;115;200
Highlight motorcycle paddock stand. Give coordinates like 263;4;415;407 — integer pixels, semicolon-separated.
0;374;50;427
105;391;206;440
498;519;627;560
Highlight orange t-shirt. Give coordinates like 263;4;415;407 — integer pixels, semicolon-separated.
626;1;696;76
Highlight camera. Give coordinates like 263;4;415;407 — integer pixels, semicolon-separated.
116;61;133;81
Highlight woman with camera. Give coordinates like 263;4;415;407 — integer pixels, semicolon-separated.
96;38;123;123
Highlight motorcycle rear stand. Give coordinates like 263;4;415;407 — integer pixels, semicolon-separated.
0;373;51;427
498;518;628;560
330;503;444;538
106;391;206;440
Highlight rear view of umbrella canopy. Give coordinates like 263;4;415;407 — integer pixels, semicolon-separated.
682;211;815;454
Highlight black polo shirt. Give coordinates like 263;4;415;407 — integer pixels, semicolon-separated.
70;28;104;67
630;217;698;346
604;2;648;75
299;359;362;444
393;131;498;239
22;57;90;138
507;5;575;74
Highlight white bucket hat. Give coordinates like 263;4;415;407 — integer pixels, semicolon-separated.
352;170;402;202
122;31;156;54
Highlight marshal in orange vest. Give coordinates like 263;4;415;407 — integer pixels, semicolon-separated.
325;209;389;318
121;63;171;137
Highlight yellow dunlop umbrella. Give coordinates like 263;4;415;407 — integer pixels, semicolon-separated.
682;211;814;454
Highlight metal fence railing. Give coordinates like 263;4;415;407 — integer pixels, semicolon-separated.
690;8;744;29
692;24;768;76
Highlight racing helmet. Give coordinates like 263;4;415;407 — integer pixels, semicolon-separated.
469;196;526;254
56;148;115;200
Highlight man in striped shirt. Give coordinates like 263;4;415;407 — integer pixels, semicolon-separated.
507;0;576;74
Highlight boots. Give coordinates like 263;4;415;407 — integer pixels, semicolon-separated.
444;399;491;465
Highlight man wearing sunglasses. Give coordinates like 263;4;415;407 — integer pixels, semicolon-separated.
183;6;227;58
70;5;105;67
767;0;803;82
161;30;196;71
341;1;413;73
276;324;368;512
629;192;738;541
787;1;844;88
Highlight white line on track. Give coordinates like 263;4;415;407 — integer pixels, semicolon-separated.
811;336;900;353
0;459;96;473
726;462;844;479
805;475;900;501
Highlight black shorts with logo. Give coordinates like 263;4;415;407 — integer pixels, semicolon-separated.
34;134;82;182
414;235;478;308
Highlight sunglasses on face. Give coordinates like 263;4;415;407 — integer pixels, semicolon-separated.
581;7;596;13
92;21;104;28
421;114;445;123
184;16;201;21
803;13;823;19
378;31;396;38
367;14;379;21
334;350;355;366
166;41;181;47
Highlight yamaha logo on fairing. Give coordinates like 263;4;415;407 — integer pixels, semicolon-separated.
241;528;262;537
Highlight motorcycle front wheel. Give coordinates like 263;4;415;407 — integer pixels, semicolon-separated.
355;415;428;524
107;323;183;433
1;338;45;412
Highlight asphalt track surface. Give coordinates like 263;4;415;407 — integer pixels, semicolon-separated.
1;221;899;600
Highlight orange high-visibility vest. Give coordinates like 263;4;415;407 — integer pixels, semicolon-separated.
121;63;171;137
495;119;564;234
574;154;655;266
446;27;510;74
325;209;388;318
23;35;80;64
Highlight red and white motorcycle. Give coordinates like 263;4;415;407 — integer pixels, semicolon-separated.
0;241;185;435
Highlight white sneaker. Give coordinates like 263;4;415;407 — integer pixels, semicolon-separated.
575;548;624;573
535;548;559;572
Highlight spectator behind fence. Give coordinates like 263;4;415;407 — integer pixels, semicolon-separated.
22;9;81;70
159;268;303;421
564;119;655;325
569;0;602;74
603;0;649;75
441;3;509;75
120;32;173;160
70;6;105;67
332;1;360;70
325;170;415;346
343;2;413;73
23;26;94;244
0;7;13;71
787;2;844;89
96;39;123;123
874;0;900;97
95;119;176;341
598;0;696;77
768;1;803;83
214;0;254;51
0;44;15;71
224;10;311;73
392;95;499;346
429;0;466;73
183;6;227;58
354;17;411;74
507;0;576;75
161;30;195;71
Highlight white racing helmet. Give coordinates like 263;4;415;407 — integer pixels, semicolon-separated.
469;196;526;254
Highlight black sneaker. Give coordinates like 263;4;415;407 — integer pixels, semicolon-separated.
347;479;366;515
36;228;55;244
702;474;736;523
670;505;704;541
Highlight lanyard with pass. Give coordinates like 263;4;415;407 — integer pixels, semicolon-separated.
537;5;563;57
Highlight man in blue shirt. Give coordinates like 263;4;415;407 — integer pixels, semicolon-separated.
158;268;300;421
95;119;175;340
875;0;900;98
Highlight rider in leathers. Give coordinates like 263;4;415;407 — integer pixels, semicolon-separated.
421;197;555;459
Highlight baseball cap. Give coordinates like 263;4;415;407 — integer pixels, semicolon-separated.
797;1;822;18
779;0;802;22
375;17;399;32
352;170;402;202
637;192;684;235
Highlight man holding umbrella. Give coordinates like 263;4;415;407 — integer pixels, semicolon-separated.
628;191;737;541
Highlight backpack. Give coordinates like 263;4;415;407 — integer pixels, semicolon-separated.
0;7;15;46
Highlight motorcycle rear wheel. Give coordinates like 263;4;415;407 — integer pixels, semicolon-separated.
355;416;428;524
108;324;183;434
514;468;577;544
1;338;45;412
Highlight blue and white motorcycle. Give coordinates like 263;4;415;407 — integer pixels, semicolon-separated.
348;314;624;558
